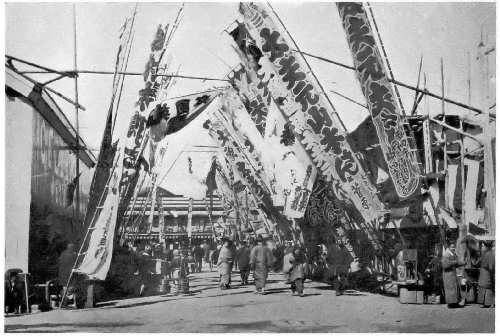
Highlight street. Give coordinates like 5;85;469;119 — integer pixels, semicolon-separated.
5;268;495;333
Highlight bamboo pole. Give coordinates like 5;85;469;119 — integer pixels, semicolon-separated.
294;50;492;117
478;38;496;236
59;151;120;308
18;69;230;82
73;3;81;230
366;2;406;115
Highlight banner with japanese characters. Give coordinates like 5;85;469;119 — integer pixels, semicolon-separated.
337;2;421;200
229;64;317;219
203;110;283;239
76;153;122;280
239;3;384;223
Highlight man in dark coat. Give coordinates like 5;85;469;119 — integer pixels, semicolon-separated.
478;241;495;308
236;241;251;285
441;243;466;307
250;236;274;294
138;244;154;296
193;244;204;273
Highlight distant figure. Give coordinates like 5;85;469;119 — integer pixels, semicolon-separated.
202;240;210;266
250;236;274;294
210;243;219;272
283;241;295;284
217;238;233;289
442;243;466;308
236;241;251;285
58;243;77;286
193;244;204;273
334;245;351;296
286;248;307;296
138;244;154;296
423;253;443;302
478;241;495;308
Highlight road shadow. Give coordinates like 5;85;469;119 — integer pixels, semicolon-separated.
208;320;345;333
298;293;322;297
5;321;143;332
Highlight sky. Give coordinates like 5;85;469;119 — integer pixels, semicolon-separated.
5;1;496;196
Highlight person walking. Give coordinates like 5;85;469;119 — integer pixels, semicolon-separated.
478;241;495;308
442;242;466;308
236;241;251;285
250;236;274;294
202;240;210;268
334;244;351;296
210;242;219;272
217;238;233;289
283;241;295;284
193;244;204;273
286;248;308;296
138;244;154;296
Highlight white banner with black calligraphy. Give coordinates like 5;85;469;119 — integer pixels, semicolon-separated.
203;111;282;239
76;154;121;280
229;64;317;219
239;3;384;223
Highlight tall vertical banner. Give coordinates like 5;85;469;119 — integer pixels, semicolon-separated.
337;2;421;200
117;24;171;230
76;153;122;280
229;63;317;219
187;198;193;238
84;13;134;228
239;3;384;223
203;113;285;240
422;119;433;174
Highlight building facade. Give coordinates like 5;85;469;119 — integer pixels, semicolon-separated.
123;187;225;245
5;67;96;283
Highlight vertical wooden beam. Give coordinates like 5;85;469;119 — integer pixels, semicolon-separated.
478;38;496;236
441;58;449;217
73;4;80;221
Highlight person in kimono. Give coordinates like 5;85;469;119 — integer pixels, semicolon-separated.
442;242;466;308
286;248;308;296
236;241;251;285
282;241;295;284
217;238;233;289
250;235;274;294
478;241;495;308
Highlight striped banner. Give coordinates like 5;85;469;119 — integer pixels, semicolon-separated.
337;3;421;200
239;3;384;223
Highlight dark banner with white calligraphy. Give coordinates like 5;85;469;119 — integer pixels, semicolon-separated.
239;3;384;223
337;2;421;200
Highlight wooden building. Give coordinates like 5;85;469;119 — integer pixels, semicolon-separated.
5;67;96;282
123;187;225;245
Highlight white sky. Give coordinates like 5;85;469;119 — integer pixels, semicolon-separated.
5;1;496;195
